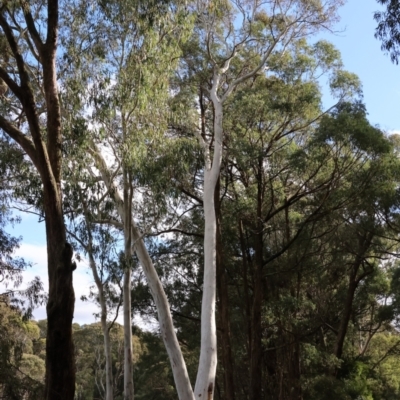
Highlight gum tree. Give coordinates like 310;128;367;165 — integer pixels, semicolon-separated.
60;0;195;398
0;1;76;399
375;0;400;63
181;1;344;398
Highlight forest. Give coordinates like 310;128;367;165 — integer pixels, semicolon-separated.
1;0;400;399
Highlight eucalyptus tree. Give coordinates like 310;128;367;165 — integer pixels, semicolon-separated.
0;302;45;399
172;0;351;397
375;0;400;63
61;1;196;398
179;93;400;397
0;1;76;398
61;1;368;399
285;104;400;399
65;186;123;400
207;51;361;399
0;138;30;295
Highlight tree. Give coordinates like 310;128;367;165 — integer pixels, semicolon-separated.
0;1;76;399
67;200;122;400
173;1;346;397
375;0;400;63
0;302;45;399
60;0;195;398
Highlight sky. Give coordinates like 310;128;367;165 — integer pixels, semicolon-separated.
318;0;400;132
4;213;101;324
4;0;400;325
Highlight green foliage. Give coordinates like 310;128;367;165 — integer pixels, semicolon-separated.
375;0;400;63
70;322;188;400
2;2;400;400
0;303;44;399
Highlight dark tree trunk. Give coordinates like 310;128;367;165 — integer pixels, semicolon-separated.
250;160;264;400
334;232;374;362
43;187;75;400
249;250;263;400
238;220;252;364
0;2;76;399
277;334;302;400
215;177;236;400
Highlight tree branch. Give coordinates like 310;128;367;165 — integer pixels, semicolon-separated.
0;65;23;98
0;114;38;167
22;2;44;57
149;228;203;239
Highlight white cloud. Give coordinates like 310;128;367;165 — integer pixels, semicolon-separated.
4;243;120;325
15;243;48;275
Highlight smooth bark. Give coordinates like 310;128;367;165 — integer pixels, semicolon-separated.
122;162;134;400
194;83;223;399
80;198;114;400
89;146;195;400
89;253;114;400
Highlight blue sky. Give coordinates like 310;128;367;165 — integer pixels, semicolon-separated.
319;0;400;132
4;0;400;323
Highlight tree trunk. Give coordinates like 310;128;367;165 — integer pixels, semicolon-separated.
334;271;357;361
334;232;374;362
89;253;114;400
123;267;134;400
0;2;76;398
122;122;134;400
89;146;195;400
215;178;236;400
100;281;115;400
194;89;223;400
249;258;263;400
195;174;218;400
250;162;264;400
238;220;252;364
44;200;75;400
81;192;114;400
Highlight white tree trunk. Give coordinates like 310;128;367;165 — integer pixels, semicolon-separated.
194;175;218;399
194;97;223;399
123;266;134;400
89;146;195;400
89;254;114;400
102;305;114;400
82;199;115;400
123;164;135;400
130;221;195;400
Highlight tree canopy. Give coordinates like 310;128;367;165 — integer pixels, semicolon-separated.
1;1;400;400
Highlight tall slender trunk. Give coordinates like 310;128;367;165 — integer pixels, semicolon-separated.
278;333;302;400
123;266;134;400
215;178;235;400
129;222;195;400
250;162;264;400
100;281;115;400
238;220;252;364
122;119;134;400
81;192;114;400
44;192;75;400
0;3;76;398
89;253;114;400
334;232;374;362
194;90;223;400
334;270;359;361
194;174;218;399
280;202;302;400
90;146;195;400
249;256;263;400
